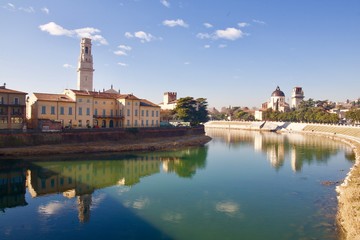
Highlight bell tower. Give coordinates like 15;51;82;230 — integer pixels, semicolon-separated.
77;38;94;91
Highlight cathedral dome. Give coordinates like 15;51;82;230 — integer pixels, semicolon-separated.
271;86;285;97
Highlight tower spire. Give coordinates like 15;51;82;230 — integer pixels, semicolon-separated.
77;38;94;91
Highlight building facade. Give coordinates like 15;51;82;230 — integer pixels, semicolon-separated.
26;38;160;129
159;92;178;110
291;87;304;109
0;84;27;130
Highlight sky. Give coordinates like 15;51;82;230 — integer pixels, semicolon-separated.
1;0;359;109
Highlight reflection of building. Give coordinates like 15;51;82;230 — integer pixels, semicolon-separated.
78;194;92;223
267;144;285;169
26;38;160;129
206;128;349;172
0;169;27;210
0;83;27;130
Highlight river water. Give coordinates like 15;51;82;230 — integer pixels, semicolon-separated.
0;129;355;240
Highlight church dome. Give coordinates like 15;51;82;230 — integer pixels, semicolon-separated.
271;86;285;97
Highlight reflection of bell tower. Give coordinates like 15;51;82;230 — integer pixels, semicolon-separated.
77;38;94;91
78;194;92;223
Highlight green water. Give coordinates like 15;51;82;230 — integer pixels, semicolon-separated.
0;130;354;239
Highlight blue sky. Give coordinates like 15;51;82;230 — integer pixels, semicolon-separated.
1;0;359;109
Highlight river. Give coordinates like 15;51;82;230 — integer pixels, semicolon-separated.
0;129;354;239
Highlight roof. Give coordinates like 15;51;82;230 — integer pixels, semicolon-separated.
33;93;75;102
271;86;285;97
0;86;27;95
69;89;140;100
140;99;160;108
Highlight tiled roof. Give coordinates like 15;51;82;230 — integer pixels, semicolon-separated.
33;93;75;102
0;86;27;94
140;99;160;108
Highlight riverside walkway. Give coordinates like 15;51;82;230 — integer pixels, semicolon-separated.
205;121;360;240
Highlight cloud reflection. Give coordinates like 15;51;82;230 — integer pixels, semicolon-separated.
162;211;183;223
215;201;240;217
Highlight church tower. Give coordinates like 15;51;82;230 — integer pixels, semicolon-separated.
291;87;304;109
77;38;94;91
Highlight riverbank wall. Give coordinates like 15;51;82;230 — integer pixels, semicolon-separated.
205;121;360;240
0;126;205;148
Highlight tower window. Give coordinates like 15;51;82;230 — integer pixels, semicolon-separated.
85;47;88;54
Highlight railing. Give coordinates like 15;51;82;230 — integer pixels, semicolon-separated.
93;114;124;119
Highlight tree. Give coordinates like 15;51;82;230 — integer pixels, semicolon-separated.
174;97;209;126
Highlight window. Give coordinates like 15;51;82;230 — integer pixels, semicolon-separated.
127;120;130;126
141;120;144;126
156;111;159;117
135;120;138;126
0;97;4;104
86;108;90;116
152;110;154;117
156;120;158;126
102;109;106;117
14;98;19;105
152;120;154;126
94;109;98;115
146;120;148;126
51;106;55;115
110;109;113;117
127;109;130;116
87;99;90;103
146;110;149;117
85;46;88;54
69;107;73;115
95;101;98;104
79;107;82;115
60;107;64;115
41;106;46;114
78;98;83;102
135;109;138;116
128;102;130;105
141;110;144;116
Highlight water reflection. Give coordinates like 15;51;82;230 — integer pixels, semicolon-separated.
206;128;354;172
0;146;208;223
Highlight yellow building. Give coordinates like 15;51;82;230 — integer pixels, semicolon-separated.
26;38;160;129
0;84;27;130
27;93;76;129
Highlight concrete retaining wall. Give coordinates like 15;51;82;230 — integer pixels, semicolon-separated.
0;126;205;148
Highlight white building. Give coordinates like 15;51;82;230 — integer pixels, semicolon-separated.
159;92;178;110
291;87;304;109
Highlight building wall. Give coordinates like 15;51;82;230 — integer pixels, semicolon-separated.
0;91;27;129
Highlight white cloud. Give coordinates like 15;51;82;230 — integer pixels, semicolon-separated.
3;3;15;11
126;31;156;43
118;45;132;51
19;6;35;13
253;19;266;25
161;0;170;8
39;22;72;36
196;32;211;39
219;44;227;48
39;22;108;45
118;62;128;67
125;32;133;38
41;7;49;14
238;22;249;28
204;23;213;28
204;44;210;48
215;201;240;217
114;50;128;56
63;63;74;68
184;61;190;65
163;19;188;28
215;27;244;40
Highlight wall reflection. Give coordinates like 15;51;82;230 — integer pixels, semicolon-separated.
0;146;208;222
206;128;353;172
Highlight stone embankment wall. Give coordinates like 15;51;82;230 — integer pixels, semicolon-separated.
205;121;360;240
0;126;205;148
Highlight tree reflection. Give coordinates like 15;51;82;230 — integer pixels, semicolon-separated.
206;128;351;172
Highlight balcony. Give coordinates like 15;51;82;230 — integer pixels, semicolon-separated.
0;102;26;107
93;114;124;119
